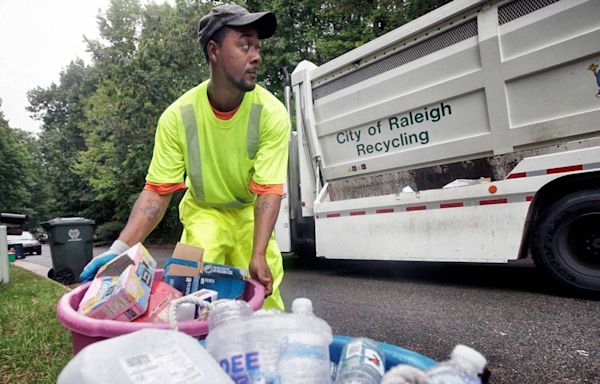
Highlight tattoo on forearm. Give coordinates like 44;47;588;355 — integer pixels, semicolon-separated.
139;199;161;221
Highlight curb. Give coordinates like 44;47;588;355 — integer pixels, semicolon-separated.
13;260;50;277
13;260;80;289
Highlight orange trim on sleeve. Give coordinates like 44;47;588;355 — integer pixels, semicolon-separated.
144;181;187;195
211;104;240;120
249;180;284;196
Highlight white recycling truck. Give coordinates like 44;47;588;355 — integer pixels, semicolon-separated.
274;0;600;293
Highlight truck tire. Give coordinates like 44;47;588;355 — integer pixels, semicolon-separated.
532;190;600;293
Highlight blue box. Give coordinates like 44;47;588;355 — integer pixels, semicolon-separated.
163;242;204;295
164;275;201;295
197;263;249;299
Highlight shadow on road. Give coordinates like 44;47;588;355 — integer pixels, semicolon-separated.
283;253;599;300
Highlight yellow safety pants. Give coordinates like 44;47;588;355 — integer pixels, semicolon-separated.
179;201;284;310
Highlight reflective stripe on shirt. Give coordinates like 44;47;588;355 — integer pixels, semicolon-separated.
179;102;263;208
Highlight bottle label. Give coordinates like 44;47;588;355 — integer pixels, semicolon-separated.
280;342;326;361
219;351;261;382
364;348;384;376
119;344;205;383
337;339;386;381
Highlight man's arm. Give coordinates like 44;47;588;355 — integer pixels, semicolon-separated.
249;193;281;295
118;188;172;246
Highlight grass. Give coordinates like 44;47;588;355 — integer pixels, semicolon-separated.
0;266;72;384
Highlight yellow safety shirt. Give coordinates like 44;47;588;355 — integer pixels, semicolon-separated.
146;80;290;209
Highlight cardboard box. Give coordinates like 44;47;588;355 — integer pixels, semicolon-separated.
163;242;204;295
133;281;183;323
197;263;249;300
78;243;156;321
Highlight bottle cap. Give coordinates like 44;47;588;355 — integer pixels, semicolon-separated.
451;344;487;375
291;298;313;315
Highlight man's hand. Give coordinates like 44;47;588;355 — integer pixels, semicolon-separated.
79;239;129;282
249;254;273;296
251;193;281;297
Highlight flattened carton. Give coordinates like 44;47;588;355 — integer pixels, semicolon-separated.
133;281;183;323
198;263;249;300
163;242;204;295
77;243;156;321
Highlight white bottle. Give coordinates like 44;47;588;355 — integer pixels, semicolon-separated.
426;345;487;384
277;298;332;384
334;337;386;384
57;328;234;384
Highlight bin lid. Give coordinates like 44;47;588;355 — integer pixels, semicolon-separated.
41;217;95;228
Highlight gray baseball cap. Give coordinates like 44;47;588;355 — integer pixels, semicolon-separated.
198;4;276;51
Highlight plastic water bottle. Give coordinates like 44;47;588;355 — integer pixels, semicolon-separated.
426;345;487;384
205;298;332;384
334;337;386;384
57;328;234;383
381;365;432;384
205;300;255;383
277;298;332;383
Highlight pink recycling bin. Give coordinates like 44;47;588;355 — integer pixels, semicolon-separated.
57;269;265;354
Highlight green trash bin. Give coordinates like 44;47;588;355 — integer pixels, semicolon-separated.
42;218;95;285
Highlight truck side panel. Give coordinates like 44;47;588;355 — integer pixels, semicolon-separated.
299;0;600;182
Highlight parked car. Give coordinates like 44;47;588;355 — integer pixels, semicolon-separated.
36;233;48;244
7;231;42;255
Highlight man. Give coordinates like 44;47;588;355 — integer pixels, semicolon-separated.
80;3;290;310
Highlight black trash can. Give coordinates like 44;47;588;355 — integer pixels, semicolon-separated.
41;218;95;285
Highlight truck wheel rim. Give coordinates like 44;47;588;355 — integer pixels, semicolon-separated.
558;212;600;275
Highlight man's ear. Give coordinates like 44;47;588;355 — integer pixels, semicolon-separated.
207;40;219;63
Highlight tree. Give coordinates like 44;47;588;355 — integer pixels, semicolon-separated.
25;0;453;241
27;59;99;221
0;101;32;214
0;100;50;230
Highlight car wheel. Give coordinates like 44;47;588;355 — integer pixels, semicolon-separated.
35;248;41;255
532;190;600;293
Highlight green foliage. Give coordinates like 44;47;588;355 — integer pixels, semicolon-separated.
0;100;51;230
25;0;451;242
0;106;32;214
27;59;99;221
95;220;126;243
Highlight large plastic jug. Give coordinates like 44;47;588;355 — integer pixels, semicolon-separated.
57;328;234;384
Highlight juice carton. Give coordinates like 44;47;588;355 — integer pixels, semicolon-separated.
78;243;156;321
133;281;183;323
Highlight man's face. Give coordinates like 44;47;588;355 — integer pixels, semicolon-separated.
214;26;262;92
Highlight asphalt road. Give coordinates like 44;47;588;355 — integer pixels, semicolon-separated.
26;245;600;383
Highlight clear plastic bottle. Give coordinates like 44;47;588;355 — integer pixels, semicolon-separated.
334;337;386;384
205;298;333;384
205;300;255;383
426;345;487;384
277;298;332;383
381;365;432;384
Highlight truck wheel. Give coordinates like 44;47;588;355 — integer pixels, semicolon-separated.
532;190;600;293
